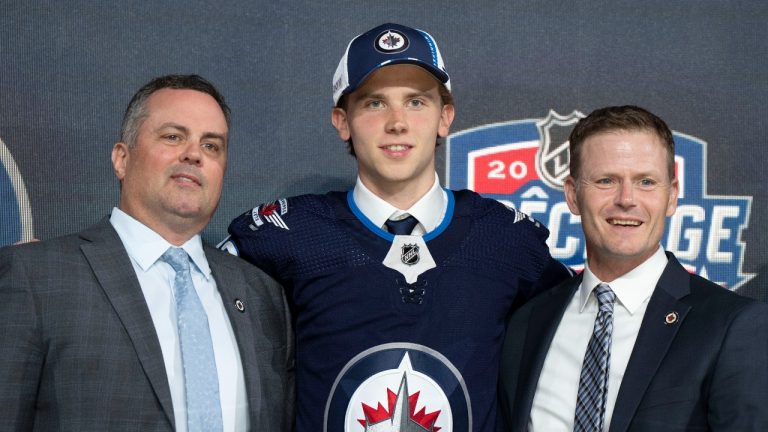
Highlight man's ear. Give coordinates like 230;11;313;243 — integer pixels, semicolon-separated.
331;107;351;141
437;104;455;138
111;142;129;181
564;175;581;216
666;177;679;217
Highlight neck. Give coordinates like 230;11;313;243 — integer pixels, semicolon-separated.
586;250;659;283
360;176;435;210
118;206;203;247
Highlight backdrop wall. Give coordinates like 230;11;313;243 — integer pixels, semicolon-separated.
1;1;765;300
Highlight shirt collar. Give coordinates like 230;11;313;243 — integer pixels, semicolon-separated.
109;207;211;279
579;246;668;314
352;174;447;233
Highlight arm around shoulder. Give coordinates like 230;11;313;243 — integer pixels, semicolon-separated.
708;300;768;431
242;260;296;431
0;245;44;430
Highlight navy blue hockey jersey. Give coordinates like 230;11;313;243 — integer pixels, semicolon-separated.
223;189;569;432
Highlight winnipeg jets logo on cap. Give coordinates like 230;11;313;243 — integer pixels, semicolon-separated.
376;30;408;53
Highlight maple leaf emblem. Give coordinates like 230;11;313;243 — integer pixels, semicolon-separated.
382;32;401;49
358;373;441;431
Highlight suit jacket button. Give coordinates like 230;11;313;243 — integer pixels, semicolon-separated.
235;299;245;312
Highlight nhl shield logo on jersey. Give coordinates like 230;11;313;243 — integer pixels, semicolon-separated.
325;343;471;432
446;111;755;290
401;243;420;266
0;137;34;246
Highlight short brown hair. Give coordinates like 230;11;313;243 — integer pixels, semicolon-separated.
120;74;230;148
568;105;675;180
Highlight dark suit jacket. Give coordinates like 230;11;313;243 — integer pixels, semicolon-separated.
499;252;768;431
0;219;295;431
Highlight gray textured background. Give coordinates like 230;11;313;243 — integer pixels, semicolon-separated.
1;1;765;299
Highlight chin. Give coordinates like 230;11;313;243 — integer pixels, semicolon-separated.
169;202;207;219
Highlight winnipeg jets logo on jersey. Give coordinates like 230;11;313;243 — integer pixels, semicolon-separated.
251;199;289;230
358;364;442;431
446;110;754;289
325;343;471;432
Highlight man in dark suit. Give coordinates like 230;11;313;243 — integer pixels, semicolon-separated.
0;75;294;431
499;105;768;431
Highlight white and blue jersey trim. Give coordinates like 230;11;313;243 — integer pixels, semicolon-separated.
346;189;455;242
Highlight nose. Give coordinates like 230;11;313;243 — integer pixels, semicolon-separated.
615;180;635;207
385;107;408;134
180;140;202;165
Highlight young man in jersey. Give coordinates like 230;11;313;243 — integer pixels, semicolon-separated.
221;23;570;432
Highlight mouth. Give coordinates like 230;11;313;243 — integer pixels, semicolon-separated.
171;172;202;187
380;144;412;157
607;218;642;227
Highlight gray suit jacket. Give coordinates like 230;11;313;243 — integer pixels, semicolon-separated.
499;253;768;431
0;218;295;431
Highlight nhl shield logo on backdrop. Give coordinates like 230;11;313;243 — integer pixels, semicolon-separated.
324;343;471;432
535;110;584;189
0;137;34;246
446;111;755;290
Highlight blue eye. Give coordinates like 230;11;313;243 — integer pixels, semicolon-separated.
636;178;659;190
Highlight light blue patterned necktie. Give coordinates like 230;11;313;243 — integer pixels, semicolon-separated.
162;247;223;432
574;283;616;432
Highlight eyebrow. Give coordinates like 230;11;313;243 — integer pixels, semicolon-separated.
354;89;439;104
157;122;227;142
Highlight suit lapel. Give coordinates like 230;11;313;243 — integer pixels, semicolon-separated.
206;247;263;421
609;254;691;432
514;275;582;429
79;219;175;428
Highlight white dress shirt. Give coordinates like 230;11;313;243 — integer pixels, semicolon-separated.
530;246;668;431
352;173;447;235
110;208;248;432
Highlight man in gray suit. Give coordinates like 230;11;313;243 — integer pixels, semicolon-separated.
0;75;294;431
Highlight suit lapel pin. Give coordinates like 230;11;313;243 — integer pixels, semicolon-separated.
664;311;678;325
234;299;245;313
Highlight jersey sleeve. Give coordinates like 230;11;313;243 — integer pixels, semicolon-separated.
219;199;294;284
498;205;574;307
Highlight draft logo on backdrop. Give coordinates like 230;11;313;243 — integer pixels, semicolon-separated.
0;137;33;246
446;110;754;290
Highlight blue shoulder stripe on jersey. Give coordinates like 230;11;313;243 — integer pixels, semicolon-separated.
346;189;455;242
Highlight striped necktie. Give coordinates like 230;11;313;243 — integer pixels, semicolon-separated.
574;283;616;432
